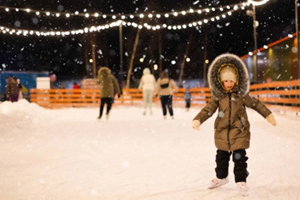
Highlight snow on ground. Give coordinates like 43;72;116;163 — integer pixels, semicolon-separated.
0;99;300;200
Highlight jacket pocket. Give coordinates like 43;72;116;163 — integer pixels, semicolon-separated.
214;117;221;130
237;116;245;131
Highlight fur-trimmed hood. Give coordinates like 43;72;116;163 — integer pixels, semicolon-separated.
207;53;250;100
98;67;111;76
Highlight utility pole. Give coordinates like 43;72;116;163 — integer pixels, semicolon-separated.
158;30;163;74
247;4;258;83
252;4;258;83
295;0;300;79
92;44;96;79
119;23;123;84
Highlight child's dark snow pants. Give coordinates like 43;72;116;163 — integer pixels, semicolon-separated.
215;149;249;182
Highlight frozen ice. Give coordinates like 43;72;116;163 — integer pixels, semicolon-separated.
0;99;299;199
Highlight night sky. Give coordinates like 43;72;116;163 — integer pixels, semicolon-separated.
0;0;296;84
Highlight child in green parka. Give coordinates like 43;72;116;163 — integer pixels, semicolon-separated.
192;54;276;196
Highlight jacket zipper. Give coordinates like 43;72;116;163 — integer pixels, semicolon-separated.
227;93;232;151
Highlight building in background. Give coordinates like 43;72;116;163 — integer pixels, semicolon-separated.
0;71;49;100
241;32;299;83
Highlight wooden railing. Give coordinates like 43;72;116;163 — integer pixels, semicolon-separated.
249;80;300;112
30;80;300;112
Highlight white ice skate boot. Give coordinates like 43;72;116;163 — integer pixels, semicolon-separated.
208;177;229;189
236;182;248;196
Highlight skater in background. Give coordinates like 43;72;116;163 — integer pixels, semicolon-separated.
155;71;178;119
138;68;156;115
5;76;19;102
192;54;277;196
73;82;80;89
16;78;23;100
97;67;121;120
184;86;191;111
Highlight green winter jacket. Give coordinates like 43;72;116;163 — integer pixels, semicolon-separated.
193;53;273;151
193;93;271;151
97;67;121;98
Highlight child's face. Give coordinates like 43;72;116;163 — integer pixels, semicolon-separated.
222;80;236;91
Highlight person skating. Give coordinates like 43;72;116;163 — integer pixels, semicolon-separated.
97;67;121;120
5;76;19;102
138;68;156;115
154;71;178;119
192;53;277;196
184;86;191;111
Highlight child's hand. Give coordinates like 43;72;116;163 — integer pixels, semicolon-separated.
192;120;201;130
266;113;276;126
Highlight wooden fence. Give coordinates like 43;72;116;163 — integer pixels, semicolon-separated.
30;80;300;112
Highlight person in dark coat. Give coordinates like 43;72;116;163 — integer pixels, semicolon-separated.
154;71;178;119
184;86;191;111
192;53;277;195
97;67;121;120
5;76;19;102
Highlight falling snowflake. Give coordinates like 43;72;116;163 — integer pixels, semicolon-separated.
90;188;98;196
218;111;224;118
122;161;130;168
234;153;241;160
14;21;21;27
193;0;199;5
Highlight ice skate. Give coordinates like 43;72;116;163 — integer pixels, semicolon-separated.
142;111;146;115
106;114;109;120
208;177;229;189
236;182;248;196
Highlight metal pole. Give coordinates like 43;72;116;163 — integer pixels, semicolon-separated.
252;4;258;83
92;44;96;79
158;30;163;74
119;23;123;82
203;28;208;84
295;0;300;79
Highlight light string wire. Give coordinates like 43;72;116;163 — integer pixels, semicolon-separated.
0;0;271;37
0;8;242;37
0;2;248;20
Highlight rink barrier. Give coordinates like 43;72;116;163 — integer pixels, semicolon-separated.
30;87;211;109
249;79;300;113
30;80;300;112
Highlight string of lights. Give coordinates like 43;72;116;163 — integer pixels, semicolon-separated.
0;2;247;20
0;0;270;37
0;8;243;37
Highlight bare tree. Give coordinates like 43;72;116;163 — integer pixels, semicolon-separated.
126;28;142;88
178;34;193;87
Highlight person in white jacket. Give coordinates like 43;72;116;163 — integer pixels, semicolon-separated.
138;68;156;115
